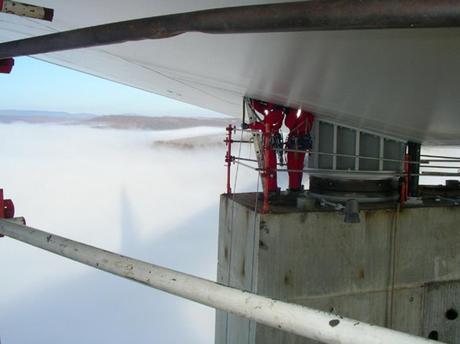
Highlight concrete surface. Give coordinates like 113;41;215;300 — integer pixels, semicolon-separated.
215;194;460;344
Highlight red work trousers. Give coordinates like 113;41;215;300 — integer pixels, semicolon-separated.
287;149;305;191
265;148;279;192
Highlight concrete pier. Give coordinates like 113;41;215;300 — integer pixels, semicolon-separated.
215;193;460;343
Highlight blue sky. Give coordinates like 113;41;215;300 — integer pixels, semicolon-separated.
0;57;225;117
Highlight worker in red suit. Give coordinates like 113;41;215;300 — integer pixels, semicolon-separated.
247;98;284;193
284;107;315;192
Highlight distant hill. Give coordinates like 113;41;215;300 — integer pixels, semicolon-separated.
85;115;237;130
0;110;95;123
0;111;236;130
0;111;240;149
153;134;226;149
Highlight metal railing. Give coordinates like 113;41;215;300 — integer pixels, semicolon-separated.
231;148;460;178
231;128;460;178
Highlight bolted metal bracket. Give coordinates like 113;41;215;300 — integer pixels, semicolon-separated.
0;57;14;73
0;188;16;237
0;0;54;21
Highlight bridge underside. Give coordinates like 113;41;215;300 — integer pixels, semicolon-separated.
1;1;460;144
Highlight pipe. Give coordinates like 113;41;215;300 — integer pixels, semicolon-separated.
0;219;438;344
1;0;460;59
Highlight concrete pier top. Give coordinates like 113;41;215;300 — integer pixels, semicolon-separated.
216;192;460;344
227;190;458;214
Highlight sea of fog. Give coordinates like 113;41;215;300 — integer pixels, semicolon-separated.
0;123;257;344
0;123;457;343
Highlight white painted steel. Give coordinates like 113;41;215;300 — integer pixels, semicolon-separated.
1;0;47;20
1;1;460;143
332;124;337;170
354;130;360;171
379;137;385;171
0;219;439;344
4;216;26;225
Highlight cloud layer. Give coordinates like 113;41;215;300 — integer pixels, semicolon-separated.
0;123;255;344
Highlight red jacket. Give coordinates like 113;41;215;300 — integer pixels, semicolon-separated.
285;108;314;135
248;99;284;132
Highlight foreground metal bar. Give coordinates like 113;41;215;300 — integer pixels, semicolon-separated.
0;219;437;344
1;0;460;59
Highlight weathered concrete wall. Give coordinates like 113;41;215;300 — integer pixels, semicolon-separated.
215;195;460;344
215;196;260;344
